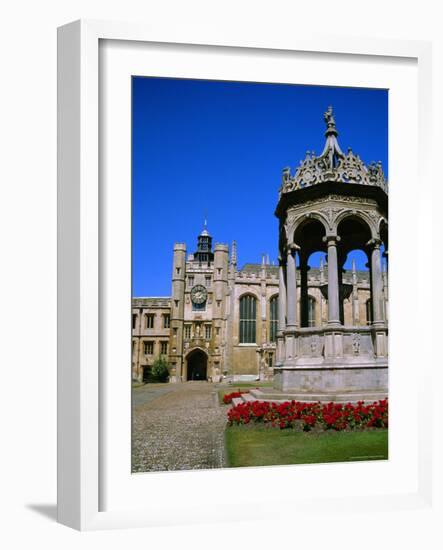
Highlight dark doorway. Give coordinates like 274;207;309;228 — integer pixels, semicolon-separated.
142;366;152;383
187;349;208;381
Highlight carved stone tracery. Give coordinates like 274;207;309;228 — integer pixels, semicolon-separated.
286;203;381;241
280;149;388;194
279;110;388;196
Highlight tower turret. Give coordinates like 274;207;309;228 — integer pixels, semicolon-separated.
230;240;237;267
213;243;229;379
169;243;186;382
194;220;214;264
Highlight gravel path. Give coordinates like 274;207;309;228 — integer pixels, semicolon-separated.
132;383;177;408
132;382;227;473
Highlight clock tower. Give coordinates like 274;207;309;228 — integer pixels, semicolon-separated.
193;220;214;264
168;223;229;382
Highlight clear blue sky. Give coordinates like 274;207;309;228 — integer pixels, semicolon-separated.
132;77;388;297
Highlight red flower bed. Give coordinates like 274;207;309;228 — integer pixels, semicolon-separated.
227;399;388;432
223;391;249;404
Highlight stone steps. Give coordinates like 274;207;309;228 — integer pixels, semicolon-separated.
231;397;245;407
245;388;387;404
228;389;388;408
241;393;256;403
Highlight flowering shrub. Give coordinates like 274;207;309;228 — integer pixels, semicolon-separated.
227;399;388;432
223;391;249;404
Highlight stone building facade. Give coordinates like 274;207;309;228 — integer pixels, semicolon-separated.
132;297;171;380
132;234;384;383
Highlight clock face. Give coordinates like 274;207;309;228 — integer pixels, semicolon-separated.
191;284;207;305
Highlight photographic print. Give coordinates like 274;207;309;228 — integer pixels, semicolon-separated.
131;78;388;473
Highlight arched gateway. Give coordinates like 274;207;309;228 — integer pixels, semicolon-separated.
275;106;388;400
186;349;208;381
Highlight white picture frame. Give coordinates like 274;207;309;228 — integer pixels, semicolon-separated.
58;19;437;532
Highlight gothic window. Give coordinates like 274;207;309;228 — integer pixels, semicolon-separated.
239;295;257;344
269;295;278;342
308;296;316;327
268;353;273;369
205;275;211;287
132;314;137;330
188;276;194;287
205;325;212;340
144;341;154;355
366;299;373;325
160;341;168;355
145;313;155;329
163;314;170;328
184;325;191;340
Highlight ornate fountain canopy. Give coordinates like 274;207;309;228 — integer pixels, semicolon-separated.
279;107;388;195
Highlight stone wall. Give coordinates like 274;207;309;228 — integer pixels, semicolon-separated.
132;297;171;381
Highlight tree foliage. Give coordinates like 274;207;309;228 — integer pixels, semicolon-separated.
151;356;169;383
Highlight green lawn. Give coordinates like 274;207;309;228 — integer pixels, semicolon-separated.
225;426;388;467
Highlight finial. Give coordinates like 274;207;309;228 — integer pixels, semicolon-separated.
352;258;356;273
199;215;210;237
323;105;339;138
231;240;237;265
282;166;291;184
320;105;344;165
324;106;336;129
